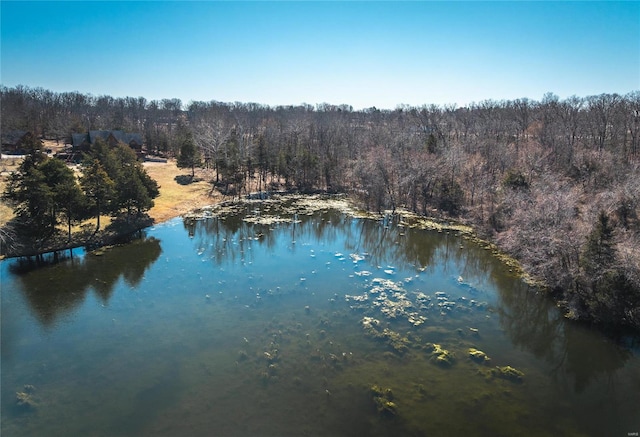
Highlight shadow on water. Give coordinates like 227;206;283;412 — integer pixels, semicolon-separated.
495;280;634;392
8;236;162;329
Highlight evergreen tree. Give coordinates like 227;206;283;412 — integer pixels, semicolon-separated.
3;161;54;238
55;176;88;241
39;158;89;241
21;134;47;165
111;144;159;218
39;158;82;229
89;138;122;190
177;132;203;178
578;211;639;327
2;140;56;241
80;159;115;232
580;211;616;280
3;140;90;244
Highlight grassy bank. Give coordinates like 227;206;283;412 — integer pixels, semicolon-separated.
143;160;220;223
0;159;218;229
0;159;220;258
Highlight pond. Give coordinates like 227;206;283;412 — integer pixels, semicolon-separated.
1;196;639;437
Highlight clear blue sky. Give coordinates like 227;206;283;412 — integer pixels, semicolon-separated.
1;1;638;109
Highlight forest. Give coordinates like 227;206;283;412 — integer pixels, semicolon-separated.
1;85;639;334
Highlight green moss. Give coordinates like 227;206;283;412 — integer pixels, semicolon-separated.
371;385;397;416
16;391;37;409
429;343;455;367
490;366;524;382
381;328;410;354
374;397;398;416
361;317;410;354
468;348;491;364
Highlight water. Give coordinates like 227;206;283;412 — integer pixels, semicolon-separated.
1;196;639;436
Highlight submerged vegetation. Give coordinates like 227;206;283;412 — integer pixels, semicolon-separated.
2;196;638;436
1;86;639;333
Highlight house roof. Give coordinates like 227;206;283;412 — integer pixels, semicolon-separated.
89;130;111;144
74;130;144;148
72;133;89;148
126;133;143;145
1;130;29;145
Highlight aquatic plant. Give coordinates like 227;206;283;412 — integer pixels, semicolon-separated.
490;365;524;382
371;385;398;416
468;348;491;364
349;278;428;326
427;343;456;367
360;317;410;354
15;385;37;409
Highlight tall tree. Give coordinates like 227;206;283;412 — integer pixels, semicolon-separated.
39;157;86;235
580;211;616;279
2;138;56;241
177;132;202;178
578;211;639;327
80;159;115;232
2;158;54;239
112;144;159;218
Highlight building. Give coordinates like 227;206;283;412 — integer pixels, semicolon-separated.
72;130;144;154
1;130;35;155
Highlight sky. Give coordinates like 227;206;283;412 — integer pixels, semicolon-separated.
1;1;639;110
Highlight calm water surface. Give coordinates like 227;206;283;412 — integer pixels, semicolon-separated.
2;197;639;437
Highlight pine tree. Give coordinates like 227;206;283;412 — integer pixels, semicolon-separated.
177;133;203;178
111;144;158;219
578;211;638;327
80;159;115;232
2;146;55;241
580;211;616;280
3;162;54;237
40;157;89;241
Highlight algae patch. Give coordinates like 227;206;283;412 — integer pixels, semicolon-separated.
371;385;398;416
427;343;455;367
15;384;37;410
360;317;410;354
483;365;525;383
468;348;491;365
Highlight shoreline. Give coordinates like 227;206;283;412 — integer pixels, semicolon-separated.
0;160;220;259
142;161;221;224
4;189;639;337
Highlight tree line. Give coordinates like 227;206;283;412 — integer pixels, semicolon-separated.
2;134;159;253
1;85;639;333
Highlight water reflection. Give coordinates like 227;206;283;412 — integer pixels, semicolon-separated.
11;236;162;328
2;198;638;437
187;200;637;398
494;261;633;396
184;207;447;272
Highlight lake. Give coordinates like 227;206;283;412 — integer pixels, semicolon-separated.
1;195;639;436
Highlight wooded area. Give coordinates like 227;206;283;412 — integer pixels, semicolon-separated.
2;85;639;333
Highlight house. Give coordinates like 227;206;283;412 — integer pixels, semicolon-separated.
72;130;145;154
1;130;36;155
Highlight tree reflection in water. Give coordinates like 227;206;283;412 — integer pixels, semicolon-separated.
494;272;632;393
11;236;162;328
2;197;638;437
187;199;636;397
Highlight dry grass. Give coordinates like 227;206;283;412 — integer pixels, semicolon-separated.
144;160;220;223
0;191;13;225
0;158;20;226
